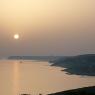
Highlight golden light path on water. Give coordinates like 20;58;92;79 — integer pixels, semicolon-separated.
13;62;19;95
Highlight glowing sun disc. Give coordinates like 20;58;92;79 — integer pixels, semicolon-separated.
14;34;19;40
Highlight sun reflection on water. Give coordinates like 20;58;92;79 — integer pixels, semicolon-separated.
13;62;19;95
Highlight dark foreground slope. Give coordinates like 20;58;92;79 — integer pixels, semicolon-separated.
48;86;95;95
51;54;95;76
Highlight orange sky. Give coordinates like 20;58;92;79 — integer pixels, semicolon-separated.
0;0;95;57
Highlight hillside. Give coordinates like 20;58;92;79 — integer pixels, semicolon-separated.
51;54;95;76
48;86;95;95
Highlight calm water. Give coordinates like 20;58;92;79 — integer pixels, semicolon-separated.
0;60;95;95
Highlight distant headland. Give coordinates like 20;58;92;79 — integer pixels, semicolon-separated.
51;54;95;76
8;56;61;61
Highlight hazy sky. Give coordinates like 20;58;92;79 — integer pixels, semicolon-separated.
0;0;95;57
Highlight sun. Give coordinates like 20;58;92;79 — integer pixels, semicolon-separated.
14;34;20;40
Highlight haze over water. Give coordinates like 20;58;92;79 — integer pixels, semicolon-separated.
0;60;95;95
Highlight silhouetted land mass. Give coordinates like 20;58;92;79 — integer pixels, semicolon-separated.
48;86;95;95
8;56;61;61
51;54;95;76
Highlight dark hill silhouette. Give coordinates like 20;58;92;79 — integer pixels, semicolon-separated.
48;86;95;95
51;54;95;76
